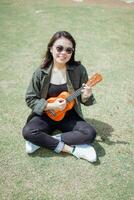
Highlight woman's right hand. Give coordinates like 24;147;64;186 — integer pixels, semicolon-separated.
45;98;67;111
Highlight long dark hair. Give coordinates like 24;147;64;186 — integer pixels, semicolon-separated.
41;31;81;68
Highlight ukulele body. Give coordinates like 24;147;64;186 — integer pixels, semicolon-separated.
45;91;75;121
45;73;102;121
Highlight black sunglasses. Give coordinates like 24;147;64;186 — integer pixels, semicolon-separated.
55;45;74;54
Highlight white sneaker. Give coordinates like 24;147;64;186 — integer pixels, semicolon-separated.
25;141;40;154
72;144;97;163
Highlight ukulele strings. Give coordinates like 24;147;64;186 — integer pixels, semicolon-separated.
66;86;83;102
47;87;83;116
66;75;101;102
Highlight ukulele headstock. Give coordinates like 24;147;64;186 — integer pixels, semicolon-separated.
87;73;102;87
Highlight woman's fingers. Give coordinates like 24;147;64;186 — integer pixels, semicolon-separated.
81;83;92;98
55;98;66;110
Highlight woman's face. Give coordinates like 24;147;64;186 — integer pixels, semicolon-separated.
50;37;74;66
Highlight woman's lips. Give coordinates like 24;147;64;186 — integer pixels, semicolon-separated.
58;56;66;60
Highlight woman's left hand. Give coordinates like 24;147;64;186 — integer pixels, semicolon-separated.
81;83;92;99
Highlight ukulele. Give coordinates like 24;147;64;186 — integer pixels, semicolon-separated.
45;73;102;121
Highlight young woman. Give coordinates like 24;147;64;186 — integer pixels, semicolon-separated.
22;31;97;163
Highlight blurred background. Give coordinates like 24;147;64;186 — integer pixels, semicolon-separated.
0;1;134;199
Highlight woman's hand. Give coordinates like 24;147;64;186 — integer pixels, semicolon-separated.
46;98;67;111
81;83;92;100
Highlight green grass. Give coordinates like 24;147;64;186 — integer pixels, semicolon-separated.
0;0;134;199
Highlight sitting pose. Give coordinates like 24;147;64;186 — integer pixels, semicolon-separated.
22;31;97;163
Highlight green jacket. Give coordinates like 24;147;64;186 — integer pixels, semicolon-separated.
25;64;96;120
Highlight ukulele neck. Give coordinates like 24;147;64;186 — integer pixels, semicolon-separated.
66;86;84;102
66;73;102;102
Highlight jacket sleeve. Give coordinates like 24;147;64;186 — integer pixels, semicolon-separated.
25;71;47;115
79;65;96;106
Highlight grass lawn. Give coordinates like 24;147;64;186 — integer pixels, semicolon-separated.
0;0;134;199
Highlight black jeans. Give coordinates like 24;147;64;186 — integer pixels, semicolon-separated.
22;110;96;153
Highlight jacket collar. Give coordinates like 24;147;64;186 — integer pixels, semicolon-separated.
41;63;74;75
41;64;53;75
67;64;74;71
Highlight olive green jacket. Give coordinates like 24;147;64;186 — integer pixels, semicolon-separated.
25;64;96;119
